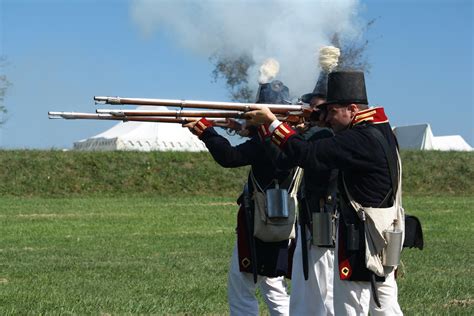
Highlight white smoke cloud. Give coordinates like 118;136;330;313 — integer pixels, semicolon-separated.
130;0;363;98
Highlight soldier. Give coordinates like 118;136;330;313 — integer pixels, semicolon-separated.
287;91;337;315
184;80;298;316
281;46;340;315
245;71;404;315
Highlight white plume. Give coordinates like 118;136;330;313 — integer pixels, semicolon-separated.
319;46;341;73
258;58;280;84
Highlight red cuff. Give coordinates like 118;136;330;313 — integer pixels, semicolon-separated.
193;118;213;138
257;124;271;140
271;122;296;148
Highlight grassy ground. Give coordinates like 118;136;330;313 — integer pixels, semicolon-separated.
0;195;472;314
0;196;236;314
398;196;474;314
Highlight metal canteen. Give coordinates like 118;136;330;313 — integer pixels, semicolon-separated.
383;228;403;267
312;212;333;246
265;187;289;219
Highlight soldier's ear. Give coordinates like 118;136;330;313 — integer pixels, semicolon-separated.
348;103;359;117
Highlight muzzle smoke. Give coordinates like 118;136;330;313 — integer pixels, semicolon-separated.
130;0;363;97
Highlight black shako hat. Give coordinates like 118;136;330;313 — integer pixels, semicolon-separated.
320;71;368;107
256;80;290;104
301;71;328;104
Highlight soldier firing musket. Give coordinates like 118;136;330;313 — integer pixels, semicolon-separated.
182;58;299;315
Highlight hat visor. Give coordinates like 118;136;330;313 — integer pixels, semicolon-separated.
318;99;368;108
317;100;338;108
301;93;326;104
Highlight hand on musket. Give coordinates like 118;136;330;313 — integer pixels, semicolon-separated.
213;118;251;137
294;121;311;133
213;118;240;130
183;118;247;137
244;106;277;126
182;120;199;136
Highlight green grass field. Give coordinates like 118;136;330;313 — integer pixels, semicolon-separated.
1;195;472;315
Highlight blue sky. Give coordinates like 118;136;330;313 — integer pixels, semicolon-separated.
0;0;472;149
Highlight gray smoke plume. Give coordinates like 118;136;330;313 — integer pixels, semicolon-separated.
130;0;364;98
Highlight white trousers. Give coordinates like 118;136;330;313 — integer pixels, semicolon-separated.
290;225;335;316
227;243;290;316
334;238;403;315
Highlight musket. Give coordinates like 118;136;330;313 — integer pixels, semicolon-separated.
93;96;312;118
97;109;248;118
48;111;237;128
95;109;302;124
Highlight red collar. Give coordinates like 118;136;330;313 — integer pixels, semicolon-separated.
351;107;388;127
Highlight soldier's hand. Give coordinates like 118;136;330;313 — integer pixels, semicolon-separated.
182;120;199;136
183;118;212;138
182;120;198;129
244;106;277;126
295;122;310;133
237;127;251;137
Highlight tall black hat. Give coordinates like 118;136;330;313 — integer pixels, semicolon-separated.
301;71;328;104
321;71;368;106
256;80;290;104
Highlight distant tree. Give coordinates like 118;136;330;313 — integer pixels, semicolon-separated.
0;57;11;125
210;54;255;102
331;18;377;73
210;19;376;100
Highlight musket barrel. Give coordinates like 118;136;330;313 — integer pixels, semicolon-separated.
96;109;248;118
48;112;118;120
93;96;305;114
47;111;229;124
119;116;227;124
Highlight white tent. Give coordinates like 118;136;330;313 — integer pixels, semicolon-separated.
73;107;207;152
393;123;472;151
392;123;434;150
431;135;473;151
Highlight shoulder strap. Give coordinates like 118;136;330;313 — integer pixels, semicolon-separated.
249;169;265;193
250;167;303;196
289;167;304;196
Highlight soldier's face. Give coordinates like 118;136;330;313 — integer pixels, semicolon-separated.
325;104;355;133
309;97;326;109
310;97;327;127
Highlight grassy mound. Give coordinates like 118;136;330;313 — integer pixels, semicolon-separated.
0;150;472;197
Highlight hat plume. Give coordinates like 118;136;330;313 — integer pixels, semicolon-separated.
258;58;280;84
318;46;340;73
